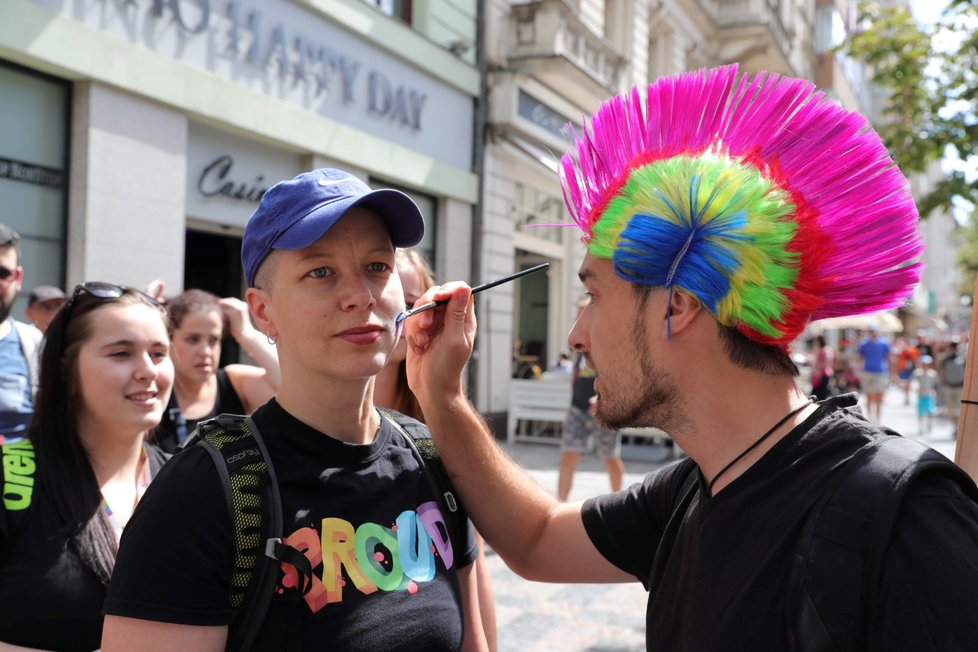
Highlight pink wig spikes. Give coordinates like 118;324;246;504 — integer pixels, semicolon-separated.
559;65;924;346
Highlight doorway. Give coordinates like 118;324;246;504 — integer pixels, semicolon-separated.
512;252;550;378
184;228;244;367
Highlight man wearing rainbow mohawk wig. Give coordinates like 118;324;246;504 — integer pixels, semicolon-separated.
405;66;978;651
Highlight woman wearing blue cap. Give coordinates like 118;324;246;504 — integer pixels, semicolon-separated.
102;169;488;651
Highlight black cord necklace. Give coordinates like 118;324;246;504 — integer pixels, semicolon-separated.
707;398;814;495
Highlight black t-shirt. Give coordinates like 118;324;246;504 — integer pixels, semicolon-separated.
570;353;597;411
153;369;247;453
582;394;978;651
106;399;478;650
0;442;168;651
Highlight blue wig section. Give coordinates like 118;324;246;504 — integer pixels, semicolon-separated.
613;212;750;313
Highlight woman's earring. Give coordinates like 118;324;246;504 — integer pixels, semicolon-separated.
266;333;278;345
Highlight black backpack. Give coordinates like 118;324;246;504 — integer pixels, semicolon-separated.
186;409;467;652
787;435;978;651
673;434;978;651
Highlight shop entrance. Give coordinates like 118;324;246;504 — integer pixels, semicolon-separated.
184;228;244;366
512;251;551;378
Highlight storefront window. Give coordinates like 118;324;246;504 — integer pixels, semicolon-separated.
365;0;412;23
513;252;550;378
513;182;565;245
0;61;69;320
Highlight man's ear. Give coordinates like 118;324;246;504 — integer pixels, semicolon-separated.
664;288;703;336
245;287;276;340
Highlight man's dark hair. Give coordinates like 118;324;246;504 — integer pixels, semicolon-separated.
718;324;799;376
0;224;21;249
630;282;798;376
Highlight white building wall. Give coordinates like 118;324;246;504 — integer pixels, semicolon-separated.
481;0;868;428
68;83;187;289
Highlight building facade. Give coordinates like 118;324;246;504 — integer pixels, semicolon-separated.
1;0;478;326
478;0;817;424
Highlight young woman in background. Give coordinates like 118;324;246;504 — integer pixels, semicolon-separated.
154;289;279;452
0;283;173;651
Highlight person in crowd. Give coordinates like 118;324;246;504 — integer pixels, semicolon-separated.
940;338;966;437
102;168;488;651
917;330;935;358
548;352;575;376
914;354;939;435
893;335;920;405
153;289;280;452
809;334;835;401
400;66;978;649
0;225;43;444
0;282;173;651
374;249;436;421
24;285;67;333
857;324;891;423
556;300;625;502
374;247;498;652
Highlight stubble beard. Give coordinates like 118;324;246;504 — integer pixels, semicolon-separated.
594;303;686;433
0;297;12;324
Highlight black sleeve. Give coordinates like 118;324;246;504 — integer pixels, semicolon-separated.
875;472;978;651
105;446;234;625
581;457;696;586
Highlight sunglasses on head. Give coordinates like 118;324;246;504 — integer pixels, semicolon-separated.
62;282;159;322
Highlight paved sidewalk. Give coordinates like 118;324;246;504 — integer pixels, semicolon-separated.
484;440;672;652
485;387;961;651
873;385;958;461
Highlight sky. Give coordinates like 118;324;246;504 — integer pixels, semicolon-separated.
908;0;949;25
906;0;977;213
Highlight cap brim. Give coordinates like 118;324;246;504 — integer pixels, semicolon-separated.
273;189;425;251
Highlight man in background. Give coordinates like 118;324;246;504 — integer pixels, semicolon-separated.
941;338;966;438
857;324;891;423
25;285;66;333
0;224;42;443
556;300;624;501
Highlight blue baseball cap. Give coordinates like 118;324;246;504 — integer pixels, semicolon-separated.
242;168;425;287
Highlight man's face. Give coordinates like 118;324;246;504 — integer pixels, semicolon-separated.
0;246;24;323
25;298;66;332
568;253;684;432
250;207;403;382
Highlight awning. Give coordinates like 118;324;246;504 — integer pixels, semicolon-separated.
809;311;904;333
498;132;560;174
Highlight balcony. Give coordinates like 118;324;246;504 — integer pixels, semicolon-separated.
696;0;813;77
508;0;627;110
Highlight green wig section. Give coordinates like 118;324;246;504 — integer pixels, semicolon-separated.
587;155;801;338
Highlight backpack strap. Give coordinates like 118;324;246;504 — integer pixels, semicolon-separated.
189;414;310;652
788;436;978;652
378;408;469;564
12;320;42;397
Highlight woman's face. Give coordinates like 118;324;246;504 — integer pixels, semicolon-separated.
75;303;173;441
171;310;223;384
252;208;403;383
390;256;426;364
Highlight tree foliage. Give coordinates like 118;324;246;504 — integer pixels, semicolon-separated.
846;0;978;218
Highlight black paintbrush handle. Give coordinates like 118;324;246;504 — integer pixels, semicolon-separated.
400;262;550;320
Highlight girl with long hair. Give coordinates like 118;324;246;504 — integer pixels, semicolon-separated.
0;283;173;651
374;249;435;420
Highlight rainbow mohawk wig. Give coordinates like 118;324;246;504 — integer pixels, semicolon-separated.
560;65;923;346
